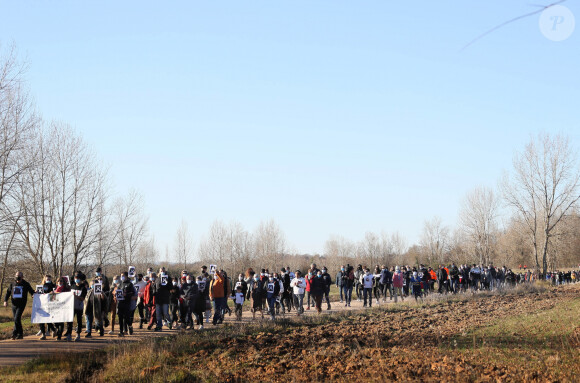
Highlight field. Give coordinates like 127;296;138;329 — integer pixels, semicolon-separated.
0;282;578;382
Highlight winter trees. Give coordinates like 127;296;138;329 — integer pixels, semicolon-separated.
502;134;580;275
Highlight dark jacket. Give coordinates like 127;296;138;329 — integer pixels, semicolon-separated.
180;282;199;305
233;279;248;297
42;281;56;294
169;282;180;305
379;269;392;285
266;278;281;299
4;279;35;307
153;275;172;305
310;275;325;296
117;280;135;307
321;272;332;293
336;271;345;287
250;279;266;301
71;283;88;311
437;268;448;282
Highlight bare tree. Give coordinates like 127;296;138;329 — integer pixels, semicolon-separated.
502;134;580;275
420;216;449;266
114;190;148;268
174;219;193;270
254;219;286;271
459;186;500;265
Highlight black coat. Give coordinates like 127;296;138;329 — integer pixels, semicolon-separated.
4;279;35;307
310;276;325;296
153;275;172;305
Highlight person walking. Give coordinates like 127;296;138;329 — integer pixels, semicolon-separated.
392;266;404;303
153;269;172;331
310;270;325;313
290;270;306;315
37;275;56;340
3;271;35;340
321;267;332;310
209;270;226;325
360;268;374;307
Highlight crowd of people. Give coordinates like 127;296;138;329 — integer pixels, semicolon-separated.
3;263;580;341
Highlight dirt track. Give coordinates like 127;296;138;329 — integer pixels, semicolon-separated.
0;295;385;367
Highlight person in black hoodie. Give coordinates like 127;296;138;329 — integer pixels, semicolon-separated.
310;270;325;313
248;274;266;320
179;275;199;329
280;268;292;313
69;272;88;342
116;271;135;336
169;277;181;329
266;274;281;320
194;276;207;329
4;271;35;340
153;268;172;331
321;267;332;310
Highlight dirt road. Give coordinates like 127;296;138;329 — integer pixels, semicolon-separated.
0;295;388;367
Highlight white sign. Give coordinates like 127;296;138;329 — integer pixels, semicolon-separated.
116;289;124;301
128;266;136;278
36;285;44;294
94;283;103;295
13;286;23;299
31;292;74;324
161;276;168;286
209;265;217;274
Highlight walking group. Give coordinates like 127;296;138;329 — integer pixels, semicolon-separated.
4;263;579;341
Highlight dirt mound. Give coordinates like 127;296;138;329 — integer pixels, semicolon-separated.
177;287;578;382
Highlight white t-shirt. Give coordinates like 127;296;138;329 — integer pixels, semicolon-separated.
362;275;374;289
290;277;306;295
235;292;244;305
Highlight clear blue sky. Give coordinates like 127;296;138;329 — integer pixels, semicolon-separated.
1;1;578;255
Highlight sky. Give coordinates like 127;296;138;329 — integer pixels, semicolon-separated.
0;0;578;256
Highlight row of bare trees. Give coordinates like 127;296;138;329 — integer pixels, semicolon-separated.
0;46;152;296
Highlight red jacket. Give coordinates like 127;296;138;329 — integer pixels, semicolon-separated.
144;281;155;305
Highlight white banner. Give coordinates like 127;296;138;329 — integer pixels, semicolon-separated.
31;292;74;324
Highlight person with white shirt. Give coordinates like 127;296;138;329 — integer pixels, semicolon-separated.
290;270;306;315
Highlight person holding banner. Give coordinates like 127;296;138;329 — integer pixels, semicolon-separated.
54;277;71;340
37;275;57;340
3;271;35;340
67;273;87;342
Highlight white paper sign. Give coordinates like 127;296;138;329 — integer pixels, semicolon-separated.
209;265;217;274
267;283;275;293
116;289;124;301
13;286;23;299
31;292;74;324
128;266;136;278
94;283;103;295
36;285;44;294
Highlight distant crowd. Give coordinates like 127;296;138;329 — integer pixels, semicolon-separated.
3;263;579;341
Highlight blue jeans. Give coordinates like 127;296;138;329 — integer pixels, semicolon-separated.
293;293;304;313
343;286;353;304
155;303;170;329
12;305;25;337
363;288;372;306
85;313;93;334
213;297;227;325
